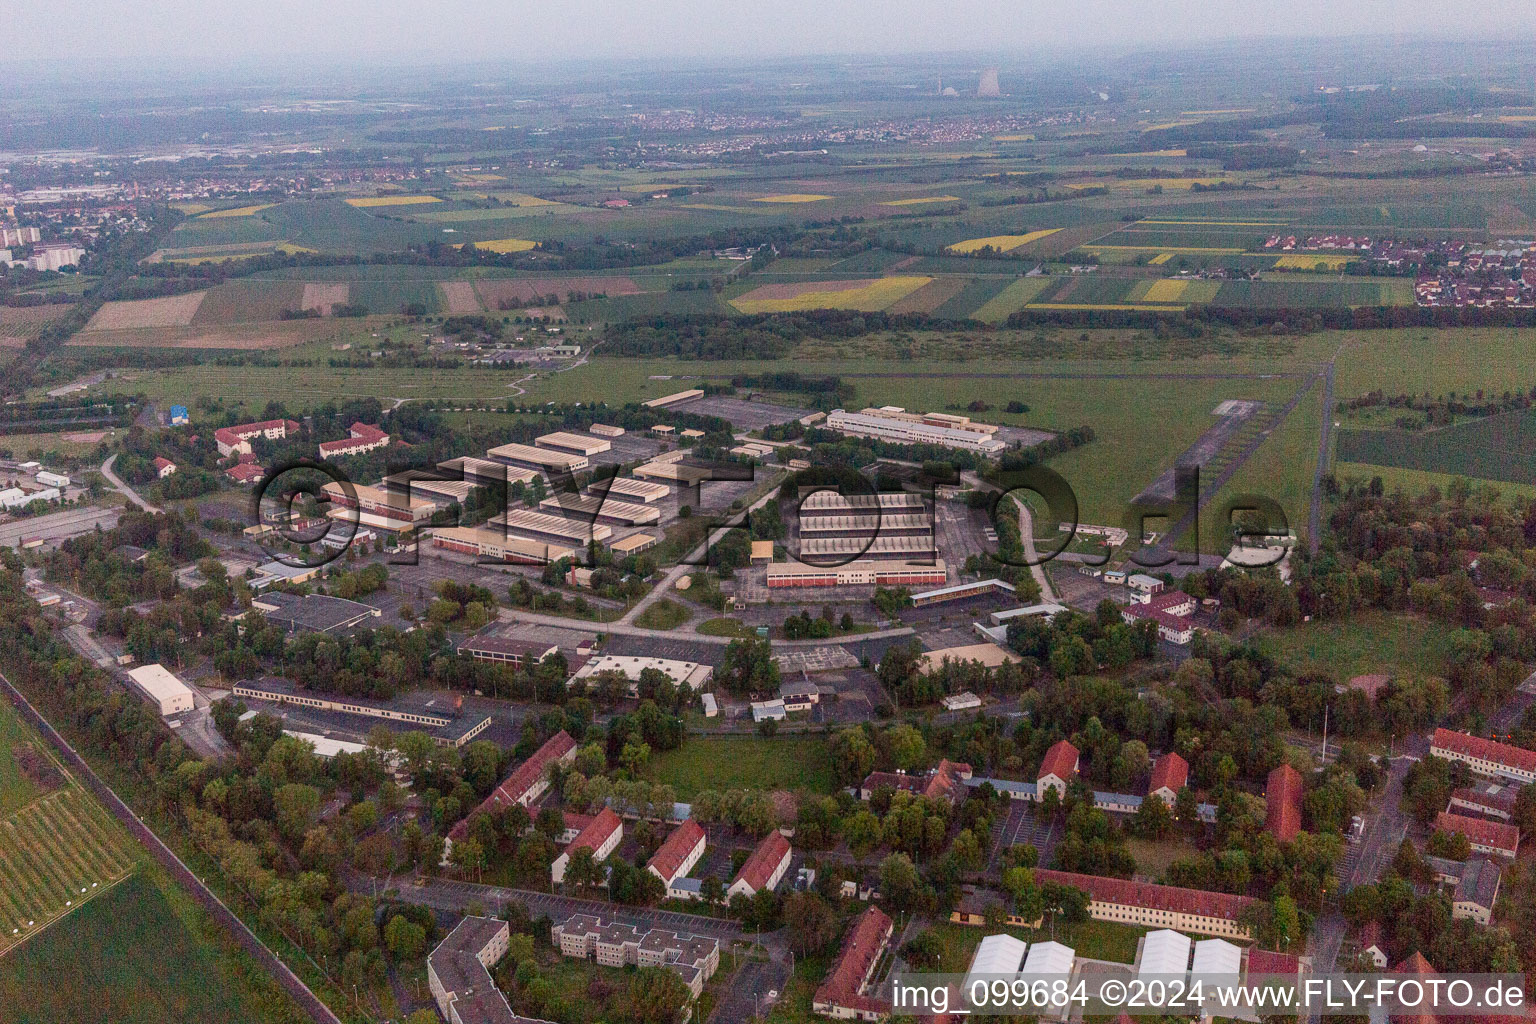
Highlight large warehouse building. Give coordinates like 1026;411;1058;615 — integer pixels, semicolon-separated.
766;557;948;588
431;525;577;565
486;441;589;474
826;408;1007;454
488;509;612;546
127;663;195;716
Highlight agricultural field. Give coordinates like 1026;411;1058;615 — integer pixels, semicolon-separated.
85;292;208;331
344;194;443;207
751;194;832;203
0;870;296;1024
729;276;931;313
196;203;277;219
66;319;343;351
947;229;1060;254
0;305;72;343
0;701;140;956
1334;408;1536;485
640;735;834;799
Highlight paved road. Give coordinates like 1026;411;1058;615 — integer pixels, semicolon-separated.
390;876;745;942
0;672;343;1024
616;472;788;627
0;505;122;547
100;454;160;513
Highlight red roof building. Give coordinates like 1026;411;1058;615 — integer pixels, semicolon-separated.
1037;739;1080;798
215;418;299;457
812;906;893;1020
646;820;706;886
448;730;576;841
1435;811;1520;860
728;831;791;898
1246;949;1301;977
318;422;391;459
152;456;177;478
566;807;623;858
1034;868;1257;939
225;462;266;484
1265;764;1305;842
1430;728;1536;783
1148;751;1189;806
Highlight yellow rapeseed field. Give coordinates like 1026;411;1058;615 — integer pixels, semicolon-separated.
199;204;277;218
345;195;443;208
1148;253;1174;265
881;196;962;206
752;194;833;203
1130;279;1223;304
946;229;1060;254
730;276;931;314
1273;254;1352;270
467;238;537;253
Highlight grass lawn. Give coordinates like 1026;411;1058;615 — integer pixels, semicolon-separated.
1126;836;1200;880
927;918;1144;968
697;616;759;637
0;699;48;817
1332;462;1536;503
635;598;689;630
1254;610;1460;681
642;735;835;799
765;949;833;1024
0;869;301;1024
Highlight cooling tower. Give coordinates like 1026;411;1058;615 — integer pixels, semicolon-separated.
978;68;1001;98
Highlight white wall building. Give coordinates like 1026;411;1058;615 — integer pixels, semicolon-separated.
127;663;195;716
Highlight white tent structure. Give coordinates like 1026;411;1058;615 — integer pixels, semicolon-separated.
1191;938;1242;981
1138;929;1192;979
1020;940;1075;976
966;933;1027;989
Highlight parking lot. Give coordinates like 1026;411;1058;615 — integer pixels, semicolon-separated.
671;394;807;431
585;432;670;469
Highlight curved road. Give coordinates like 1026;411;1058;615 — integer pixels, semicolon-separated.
100;454;161;513
0;672;343;1024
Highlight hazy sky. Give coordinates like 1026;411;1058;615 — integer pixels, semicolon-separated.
11;0;1536;63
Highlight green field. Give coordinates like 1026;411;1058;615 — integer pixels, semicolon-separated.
1334;408;1536;485
1255;610;1461;682
0;870;294;1024
0;701;47;818
927;918;1144;970
1332;462;1536;502
641;735;834;799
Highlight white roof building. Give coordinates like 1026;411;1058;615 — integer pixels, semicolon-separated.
1020;940;1074;976
751;699;787;722
569;655;713;693
126;663;195;717
1138;929;1192;979
966;934;1027;988
1191;938;1242;980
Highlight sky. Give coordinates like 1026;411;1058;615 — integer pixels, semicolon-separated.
10;0;1536;63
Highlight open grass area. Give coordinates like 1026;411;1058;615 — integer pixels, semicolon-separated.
1332;462;1536;502
1127;837;1201;880
1255;610;1461;682
345;194;443;207
641;735;834;799
0;869;297;1024
927;918;1144;969
0;784;142;953
0;699;49;818
634;597;689;630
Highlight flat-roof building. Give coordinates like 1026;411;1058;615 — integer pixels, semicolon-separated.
232;677;490;749
486;441;589;474
250;591;382;635
535;432;612;456
608;533;659;557
321;481;434;527
569;655;712;694
826;408;1007;454
539;492;660;526
765;557;946;589
457;636;559;670
439;456;541;488
126;663;195;716
432;525;577;565
488;509;612;546
590;477;670;504
642;388;704;408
